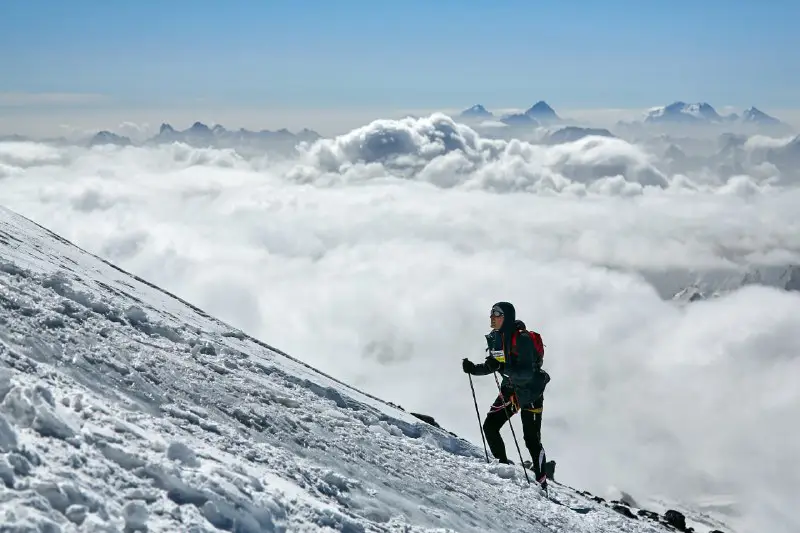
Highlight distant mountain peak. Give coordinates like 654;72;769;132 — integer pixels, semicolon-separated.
640;101;790;130
742;106;782;125
664;144;686;160
500;113;538;127
189;122;212;134
545;126;614;144
646;101;721;123
672;286;707;303
525;101;559;121
460;104;493;118
89;131;132;147
134;121;324;149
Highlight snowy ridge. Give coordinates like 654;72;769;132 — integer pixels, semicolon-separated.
640;101;789;131
645;102;722;123
0;205;728;533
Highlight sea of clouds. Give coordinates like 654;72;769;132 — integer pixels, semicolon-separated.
1;113;800;533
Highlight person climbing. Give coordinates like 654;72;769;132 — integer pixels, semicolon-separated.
462;301;551;488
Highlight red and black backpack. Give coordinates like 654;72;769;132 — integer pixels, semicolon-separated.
511;325;545;362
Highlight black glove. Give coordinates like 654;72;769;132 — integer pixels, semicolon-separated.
484;355;501;372
462;358;476;374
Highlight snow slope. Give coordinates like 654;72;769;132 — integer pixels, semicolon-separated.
0;204;728;533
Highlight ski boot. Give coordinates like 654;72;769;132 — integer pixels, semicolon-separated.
522;461;550;492
544;460;556;481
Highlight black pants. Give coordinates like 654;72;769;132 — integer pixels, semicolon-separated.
482;392;547;481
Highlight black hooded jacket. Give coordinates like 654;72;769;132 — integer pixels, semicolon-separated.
470;301;550;408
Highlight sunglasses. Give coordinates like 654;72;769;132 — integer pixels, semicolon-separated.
490;307;504;317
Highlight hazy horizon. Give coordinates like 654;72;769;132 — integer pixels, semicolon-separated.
3;100;800;141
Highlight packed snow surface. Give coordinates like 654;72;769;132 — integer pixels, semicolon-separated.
0;204;731;532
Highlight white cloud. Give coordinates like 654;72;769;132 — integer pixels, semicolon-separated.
1;115;800;533
286;114;671;192
743;134;797;150
114;121;154;141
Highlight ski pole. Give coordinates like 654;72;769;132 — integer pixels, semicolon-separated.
493;371;530;484
468;374;490;462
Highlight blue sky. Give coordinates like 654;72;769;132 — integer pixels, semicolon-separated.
1;0;799;111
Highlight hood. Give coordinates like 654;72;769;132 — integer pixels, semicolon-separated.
486;302;518;352
493;301;516;337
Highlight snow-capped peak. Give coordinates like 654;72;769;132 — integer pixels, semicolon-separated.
645;101;722;123
459;104;493;118
741;106;781;125
640;101;790;131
